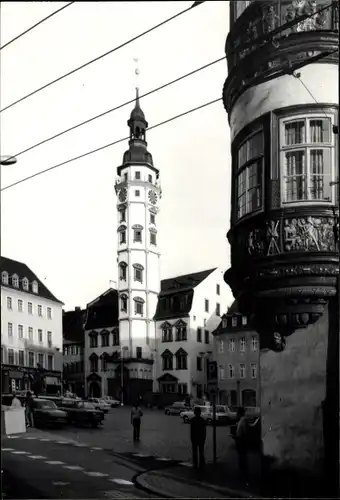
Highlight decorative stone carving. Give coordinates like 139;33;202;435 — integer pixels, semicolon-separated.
262;4;279;33
266;220;280;255
257;264;339;279
247;228;265;256
285;0;328;32
283;217;337;253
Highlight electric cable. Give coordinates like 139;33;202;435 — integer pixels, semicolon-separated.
0;3;204;113
7;56;225;163
1;97;222;192
0;2;75;51
293;72;333;121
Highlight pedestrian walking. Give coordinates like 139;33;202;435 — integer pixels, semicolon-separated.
190;406;206;470
11;392;22;408
25;391;34;428
235;407;249;484
131;402;143;442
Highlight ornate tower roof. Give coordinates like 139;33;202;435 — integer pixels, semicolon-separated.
122;88;154;167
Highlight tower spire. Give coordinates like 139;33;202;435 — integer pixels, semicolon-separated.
128;58;148;141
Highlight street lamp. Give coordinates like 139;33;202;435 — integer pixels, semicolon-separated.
0;155;17;166
120;346;128;406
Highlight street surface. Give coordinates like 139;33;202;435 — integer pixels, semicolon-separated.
2;407;239;499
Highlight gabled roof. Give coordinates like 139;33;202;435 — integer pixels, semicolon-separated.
84;289;119;330
63;308;86;343
0;256;63;304
160;268;216;293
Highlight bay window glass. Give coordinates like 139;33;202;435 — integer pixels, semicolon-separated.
281;117;334;203
236;130;263;220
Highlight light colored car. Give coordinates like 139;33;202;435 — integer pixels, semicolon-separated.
103;396;120;408
88;398;111;413
180;405;237;425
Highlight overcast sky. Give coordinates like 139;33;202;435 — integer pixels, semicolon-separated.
1;1;232;311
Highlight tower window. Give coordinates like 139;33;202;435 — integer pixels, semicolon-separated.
134;297;145;316
136;347;142;359
119;262;127;280
124;173;128;181
150;213;156;225
135;171;141;180
148;174;152;183
205;299;209;313
133;229;142;243
216;284;220;295
120;230;127;244
120;294;128;312
135;190;140;197
133;264;144;283
119;208;126;223
150;232;157;245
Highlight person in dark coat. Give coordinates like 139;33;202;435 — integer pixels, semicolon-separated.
190;406;206;470
25;391;34;427
131;402;143;442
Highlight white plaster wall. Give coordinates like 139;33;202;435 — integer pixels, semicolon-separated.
1;286;63;367
230;64;339;140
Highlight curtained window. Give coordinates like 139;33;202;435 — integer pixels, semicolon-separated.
281;117;335;203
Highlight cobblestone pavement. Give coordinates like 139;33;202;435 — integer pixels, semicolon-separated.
40;407;236;463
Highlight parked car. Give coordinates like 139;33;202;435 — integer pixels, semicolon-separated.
180;405;237;425
230;415;261;449
88;398;111;413
164;401;191;415
103;396;120;408
57;399;104;428
32;398;68;428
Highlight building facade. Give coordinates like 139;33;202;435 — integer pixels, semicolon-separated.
63;306;86;397
84;288;153;402
212;302;260;407
223;0;338;490
1;257;63;394
154;268;233;398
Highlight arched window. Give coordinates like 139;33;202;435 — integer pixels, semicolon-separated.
118;205;127;223
119;262;127;280
12;274;19;288
89;353;98;372
101;330;110;348
32;280;38;293
117;225;127;244
161;322;173;342
133;296;145;316
101;352;108;372
120;294;128;313
175;348;188;370
161;350;173;371
22;277;29;291
133;263;144;283
2;271;8;285
175;320;187;341
89;331;98;348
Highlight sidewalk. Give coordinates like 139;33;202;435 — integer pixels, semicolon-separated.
136;455;262;499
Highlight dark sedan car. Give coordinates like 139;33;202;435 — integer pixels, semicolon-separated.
57;399;104;428
32;398;68;428
164;401;191;415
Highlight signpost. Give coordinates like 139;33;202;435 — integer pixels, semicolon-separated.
207;361;218;464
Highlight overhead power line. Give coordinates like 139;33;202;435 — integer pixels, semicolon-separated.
8;56;225;162
0;3;204;113
1;97;222;192
0;2;75;51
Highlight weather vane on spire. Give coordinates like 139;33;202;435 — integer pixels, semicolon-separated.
133;57;140;91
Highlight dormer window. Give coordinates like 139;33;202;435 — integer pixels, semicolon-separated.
23;277;29;291
2;271;8;285
12;274;19;288
32;281;38;293
232;316;237;327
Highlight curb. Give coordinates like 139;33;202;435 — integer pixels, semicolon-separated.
135;469;261;499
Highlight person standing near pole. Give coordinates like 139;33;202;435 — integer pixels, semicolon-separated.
131;401;143;442
25;391;34;428
190;406;206;471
